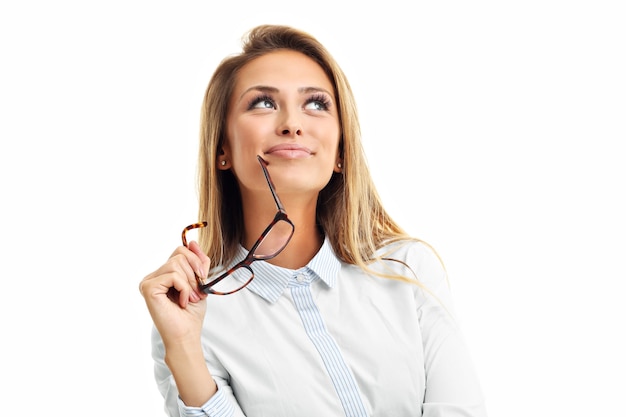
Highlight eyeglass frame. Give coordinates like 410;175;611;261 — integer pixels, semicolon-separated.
181;155;295;295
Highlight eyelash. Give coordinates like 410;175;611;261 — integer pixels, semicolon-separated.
247;94;275;110
246;93;332;111
306;94;331;111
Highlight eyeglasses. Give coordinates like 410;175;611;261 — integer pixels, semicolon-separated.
182;155;295;295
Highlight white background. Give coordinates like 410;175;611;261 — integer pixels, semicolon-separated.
1;1;624;415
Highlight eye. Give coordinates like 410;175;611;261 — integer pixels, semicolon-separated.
304;94;331;111
248;94;276;110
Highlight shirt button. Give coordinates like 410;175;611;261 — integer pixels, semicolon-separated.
296;274;306;283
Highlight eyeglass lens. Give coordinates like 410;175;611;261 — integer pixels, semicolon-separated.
253;218;294;260
207;267;254;294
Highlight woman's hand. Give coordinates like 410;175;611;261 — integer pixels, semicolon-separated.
139;241;211;347
140;242;219;405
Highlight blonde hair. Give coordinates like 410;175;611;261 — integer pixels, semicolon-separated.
197;24;421;282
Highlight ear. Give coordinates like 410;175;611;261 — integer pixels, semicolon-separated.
333;137;344;173
217;146;231;170
333;158;343;173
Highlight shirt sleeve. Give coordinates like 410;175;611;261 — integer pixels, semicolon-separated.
151;326;243;417
409;242;488;417
176;384;235;417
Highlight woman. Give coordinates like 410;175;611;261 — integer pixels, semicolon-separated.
140;24;486;417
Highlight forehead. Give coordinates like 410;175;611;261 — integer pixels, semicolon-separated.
233;50;334;92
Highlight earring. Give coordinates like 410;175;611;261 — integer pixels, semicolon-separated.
221;160;226;166
337;162;342;168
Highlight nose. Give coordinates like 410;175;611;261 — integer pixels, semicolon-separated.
281;126;302;136
277;110;302;137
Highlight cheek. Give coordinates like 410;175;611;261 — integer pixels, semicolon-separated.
311;119;340;145
228;117;265;151
325;127;342;157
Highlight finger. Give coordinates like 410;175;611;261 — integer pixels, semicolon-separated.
142;255;199;307
165;284;200;306
167;254;202;305
187;241;212;282
170;246;208;301
170;244;207;281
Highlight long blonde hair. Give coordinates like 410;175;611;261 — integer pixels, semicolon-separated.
197;24;421;281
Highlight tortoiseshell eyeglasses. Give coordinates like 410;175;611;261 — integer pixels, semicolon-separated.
182;155;295;295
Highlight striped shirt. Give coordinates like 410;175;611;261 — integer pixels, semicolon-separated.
151;238;486;416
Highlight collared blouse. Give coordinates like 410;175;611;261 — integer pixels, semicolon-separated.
152;238;487;417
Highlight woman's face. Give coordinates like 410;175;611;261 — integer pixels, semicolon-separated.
223;49;341;200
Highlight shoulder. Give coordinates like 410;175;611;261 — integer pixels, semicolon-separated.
375;239;448;288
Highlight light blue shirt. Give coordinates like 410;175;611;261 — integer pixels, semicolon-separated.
151;238;487;416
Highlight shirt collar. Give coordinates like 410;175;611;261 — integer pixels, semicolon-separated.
232;236;341;304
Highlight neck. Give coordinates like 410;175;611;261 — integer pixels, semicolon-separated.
242;194;323;270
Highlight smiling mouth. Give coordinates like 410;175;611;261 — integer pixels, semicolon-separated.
264;144;313;158
265;144;312;154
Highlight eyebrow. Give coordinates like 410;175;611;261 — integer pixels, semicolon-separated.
238;85;333;101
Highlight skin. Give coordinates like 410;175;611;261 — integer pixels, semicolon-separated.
139;50;342;407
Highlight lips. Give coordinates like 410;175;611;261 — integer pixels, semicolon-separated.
264;143;313;158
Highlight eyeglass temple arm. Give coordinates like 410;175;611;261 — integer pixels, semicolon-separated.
256;155;286;212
